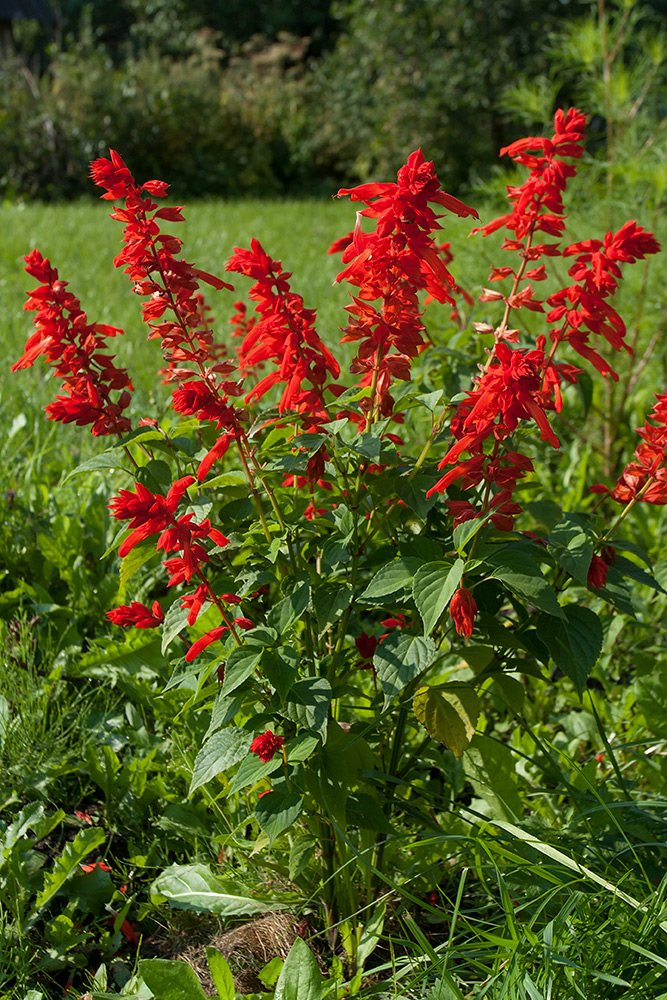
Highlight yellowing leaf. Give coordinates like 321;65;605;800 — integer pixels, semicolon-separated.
413;683;480;758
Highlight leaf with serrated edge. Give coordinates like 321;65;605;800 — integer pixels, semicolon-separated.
413;683;479;758
359;557;422;601
374;633;435;708
189;727;250;794
152;863;284;915
35;827;106;910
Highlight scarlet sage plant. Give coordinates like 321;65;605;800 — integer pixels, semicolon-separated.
14;117;666;960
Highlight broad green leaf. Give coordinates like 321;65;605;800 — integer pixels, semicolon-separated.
275;937;323;1000
263;646;299;702
136;459;173;494
539;606;603;694
258;956;284;987
412;558;464;635
374;632;435;707
3;802;44;854
486;549;565;619
221;644;263;696
267;581;311;633
313;583;352;636
284;678;331;739
255;790;303;846
547;513;595;584
139;958;208;1000
161;602;190;655
464;734;522;820
152;863;284;916
285;733;320;762
205;948;235;1000
35;827;106;911
413;683;480;758
453;509;495;553
229;753;282;794
289;836;317;881
119;541;158;597
63;450;127;481
358;556;422;601
189;727;251;794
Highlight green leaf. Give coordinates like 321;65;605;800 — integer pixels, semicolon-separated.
152;863;284;916
255;790;303;846
547;513;595;584
35;827;106;911
267;581;311;633
275;937;323;1000
263;646;299;702
464;734;522;820
228;753;282;794
63;450;127;481
285;733;320;762
221;644;263;696
119;540;157;597
205;948;235;1000
413;683;480;758
412;558;464;635
313;583;352;636
453;510;495;553
289;836;317;880
540;606;603;694
486;549;565;618
161;603;190;655
139;958;208;1000
189;727;251;795
358;556;422;601
374;632;435;707
136;459;173;494
284;678;331;739
357;901;386;970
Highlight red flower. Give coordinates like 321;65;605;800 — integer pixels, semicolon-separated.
90;150;234;385
334;151;478;418
107;601;164;629
587;554;609;590
450;588;477;638
226;239;340;425
250;730;285;762
592;393;667;505
80;861;112;873
355;632;378;661
13;250;133;437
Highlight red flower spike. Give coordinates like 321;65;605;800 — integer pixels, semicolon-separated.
226;239;340;426
450;588;477;638
250;730;285;763
107;601;164;629
334;150;478;414
14;251;133;436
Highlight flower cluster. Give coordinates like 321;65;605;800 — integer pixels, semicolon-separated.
107;476;228;583
226;239;341;426
13;250;133;436
90;150;233;374
592;394;667;505
333;149;478;420
546;221;661;380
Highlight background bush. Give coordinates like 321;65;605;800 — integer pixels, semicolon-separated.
6;0;667;200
